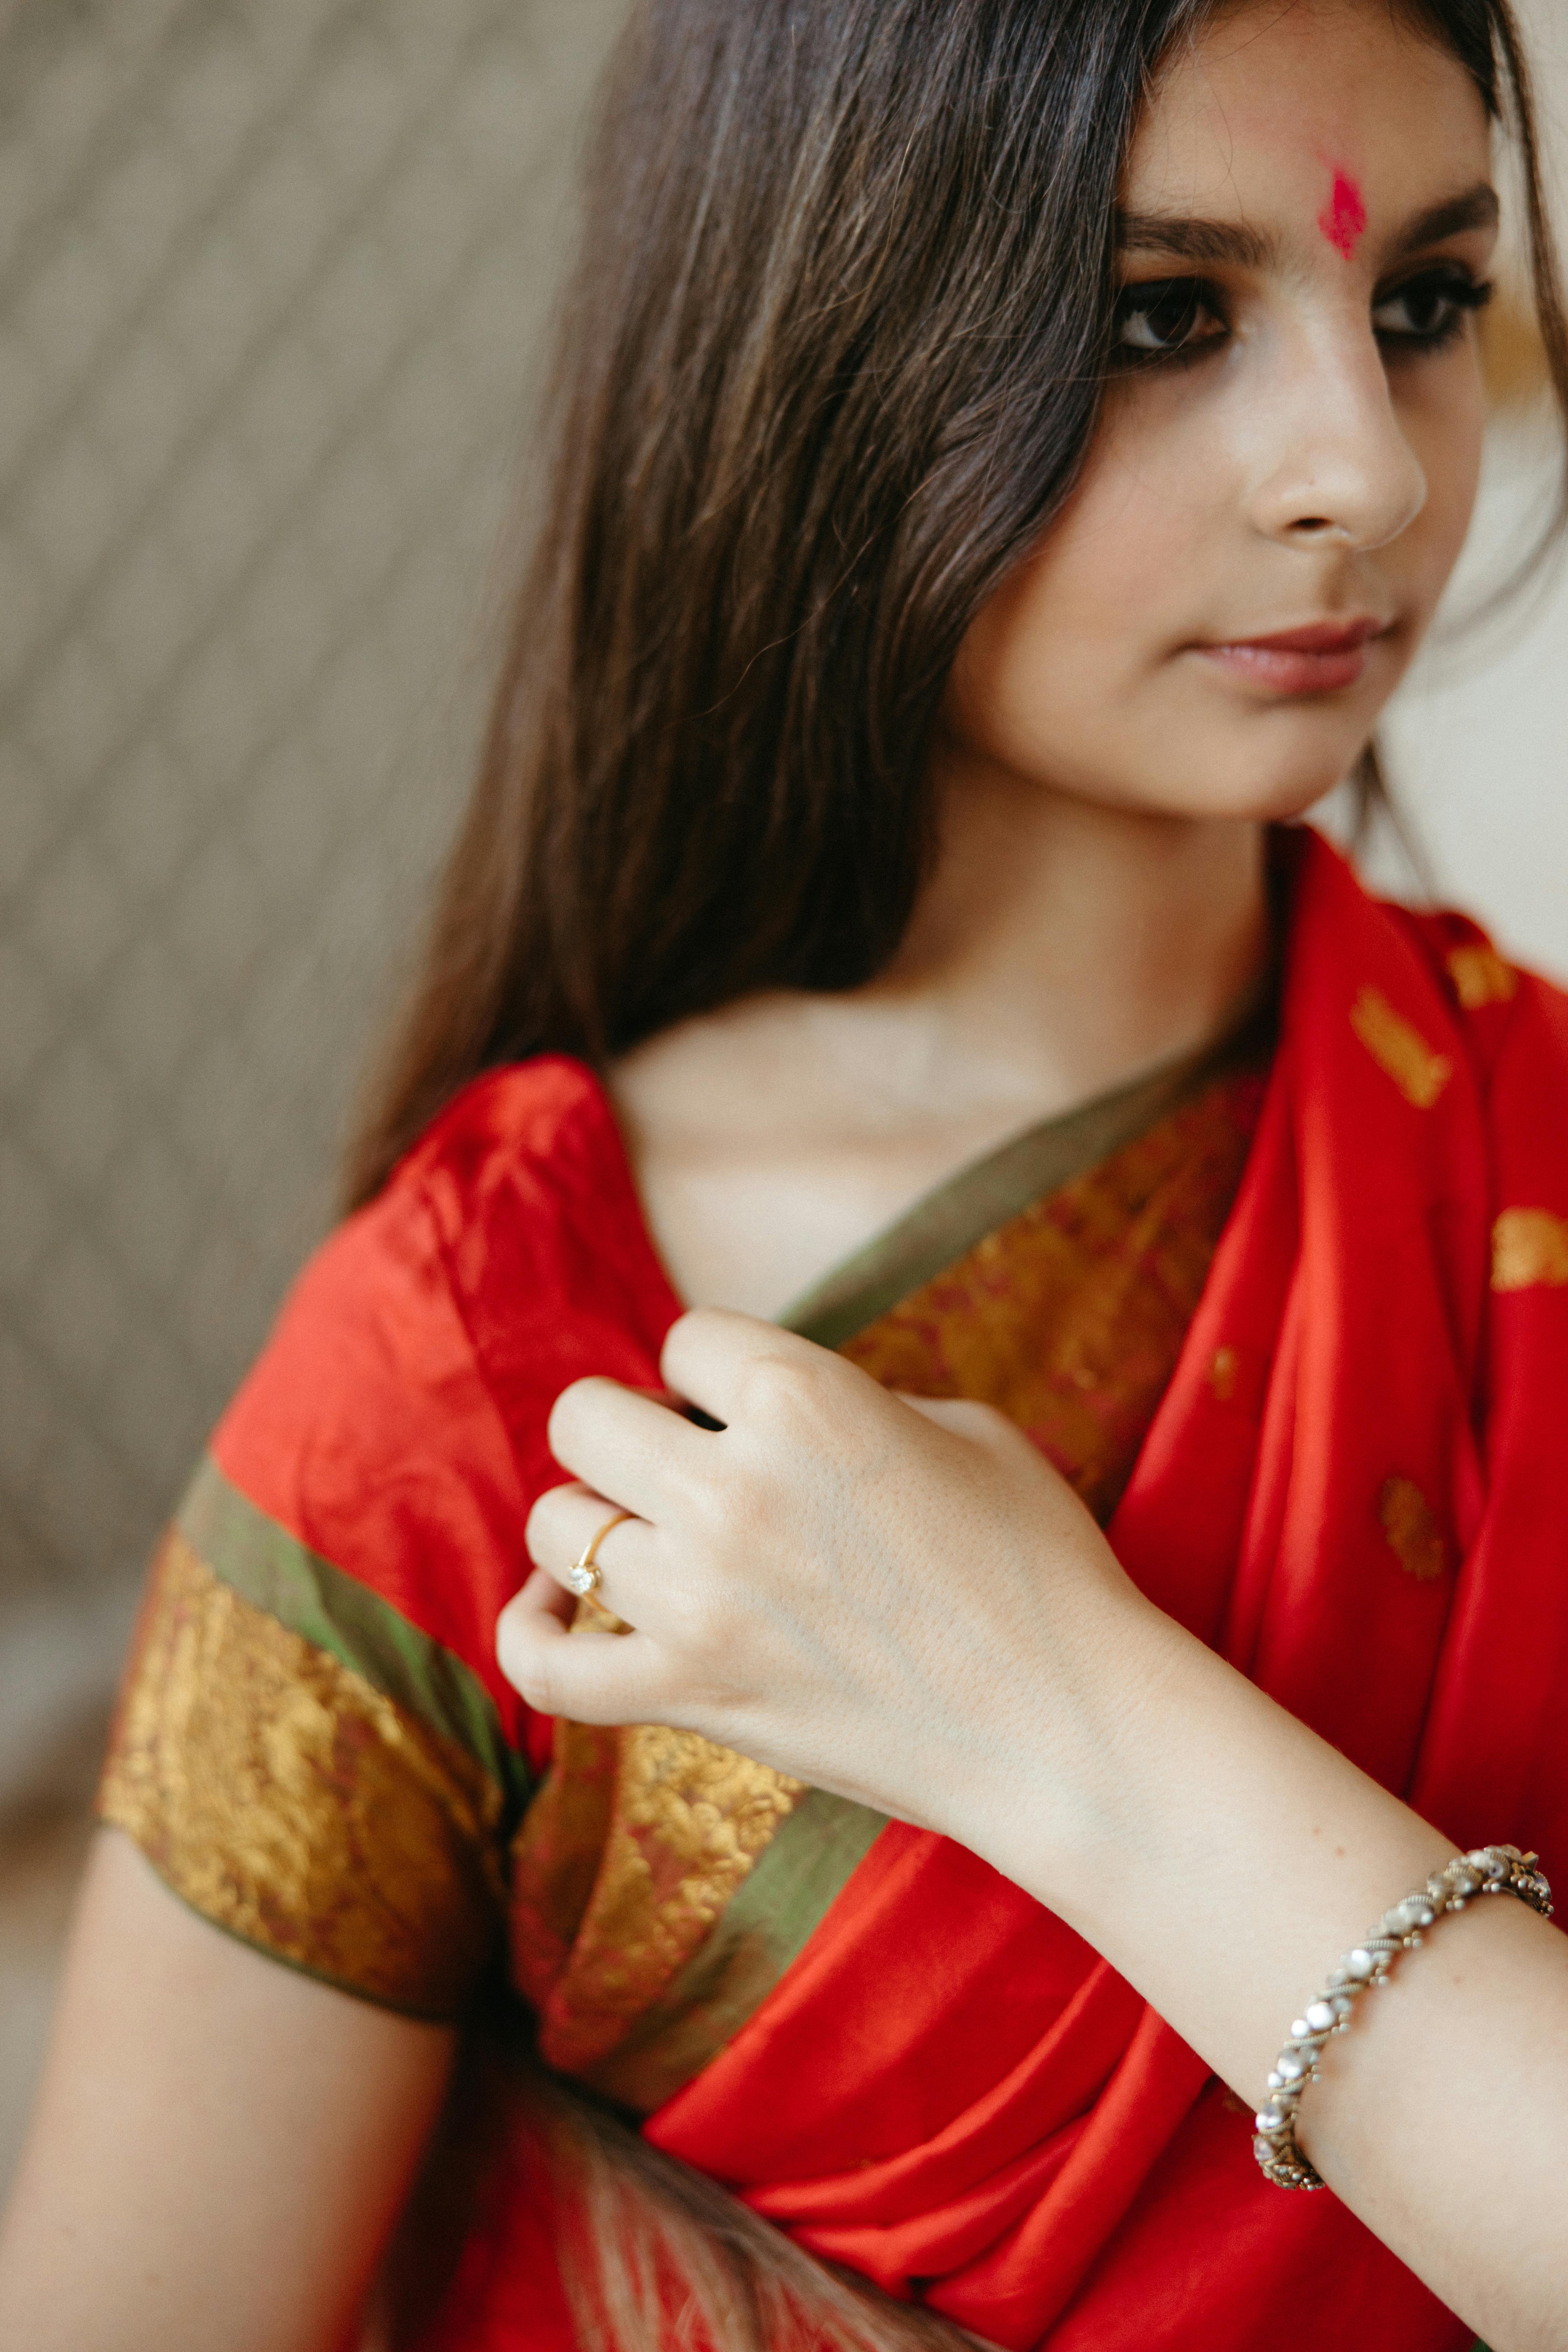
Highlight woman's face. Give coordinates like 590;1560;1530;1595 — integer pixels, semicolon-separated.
942;0;1497;823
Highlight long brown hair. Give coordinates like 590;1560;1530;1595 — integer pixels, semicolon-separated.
346;0;1568;1209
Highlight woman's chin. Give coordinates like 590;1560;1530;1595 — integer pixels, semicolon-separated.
1071;757;1368;831
1140;726;1378;828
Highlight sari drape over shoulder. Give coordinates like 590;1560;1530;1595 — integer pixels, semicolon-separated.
100;831;1568;2349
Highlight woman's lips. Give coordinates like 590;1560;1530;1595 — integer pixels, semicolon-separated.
1196;618;1390;697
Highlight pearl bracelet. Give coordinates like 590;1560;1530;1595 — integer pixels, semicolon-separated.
1253;1844;1554;2191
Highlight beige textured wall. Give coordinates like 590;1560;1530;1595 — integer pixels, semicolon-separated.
0;0;626;2177
0;0;626;1642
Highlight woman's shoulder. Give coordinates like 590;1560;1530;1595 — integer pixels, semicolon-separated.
202;1056;680;1737
387;1051;685;1395
102;1059;652;1997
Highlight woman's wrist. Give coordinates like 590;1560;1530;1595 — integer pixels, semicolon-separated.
946;1580;1456;2106
927;1572;1191;1916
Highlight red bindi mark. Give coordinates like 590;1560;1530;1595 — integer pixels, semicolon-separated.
1318;169;1367;260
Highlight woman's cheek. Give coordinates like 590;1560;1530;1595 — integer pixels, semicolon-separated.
945;364;1239;759
1400;364;1486;616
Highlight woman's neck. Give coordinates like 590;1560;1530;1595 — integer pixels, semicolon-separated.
609;774;1270;1316
872;760;1268;1111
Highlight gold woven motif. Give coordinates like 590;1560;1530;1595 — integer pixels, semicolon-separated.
511;1619;803;2073
1350;987;1453;1110
1492;1207;1568;1293
1378;1478;1447;1583
1446;944;1516;1011
99;1533;506;2016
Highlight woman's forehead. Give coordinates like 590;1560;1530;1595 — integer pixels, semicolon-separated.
1127;0;1492;245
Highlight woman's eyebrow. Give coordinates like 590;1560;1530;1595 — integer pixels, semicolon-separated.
1114;214;1273;267
1385;182;1498;257
1114;184;1497;271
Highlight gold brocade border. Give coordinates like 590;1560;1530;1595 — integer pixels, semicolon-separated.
512;1597;803;2074
174;1454;529;1815
99;1532;507;2019
839;1065;1264;1525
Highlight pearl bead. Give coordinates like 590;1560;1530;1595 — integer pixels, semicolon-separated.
1256;2105;1287;2132
1304;2000;1336;2032
1344;1948;1376;1980
1275;2052;1306;2082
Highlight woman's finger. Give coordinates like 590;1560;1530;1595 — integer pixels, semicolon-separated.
496;1569;676;1724
525;1481;663;1618
516;1558;577;1630
546;1376;708;1519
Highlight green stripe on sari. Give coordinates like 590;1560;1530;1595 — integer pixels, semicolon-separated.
779;1000;1273;1349
583;1789;890;2112
177;1455;530;1818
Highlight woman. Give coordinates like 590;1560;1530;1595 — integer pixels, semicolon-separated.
3;0;1567;2345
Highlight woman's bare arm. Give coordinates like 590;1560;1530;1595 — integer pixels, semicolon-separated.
0;1828;454;2352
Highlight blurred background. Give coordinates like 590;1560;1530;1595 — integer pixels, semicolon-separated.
0;0;1564;2191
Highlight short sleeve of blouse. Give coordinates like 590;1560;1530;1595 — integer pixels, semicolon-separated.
97;1060;677;2021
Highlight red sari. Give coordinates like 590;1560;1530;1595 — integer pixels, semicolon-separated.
101;830;1568;2346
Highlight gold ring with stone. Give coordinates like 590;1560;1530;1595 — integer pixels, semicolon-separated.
566;1509;632;1599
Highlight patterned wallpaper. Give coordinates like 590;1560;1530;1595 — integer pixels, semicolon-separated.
0;0;626;1638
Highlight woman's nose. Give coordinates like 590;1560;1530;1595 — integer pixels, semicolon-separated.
1246;324;1428;554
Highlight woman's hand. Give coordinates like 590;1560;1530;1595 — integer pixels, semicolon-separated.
497;1307;1146;1868
497;1310;1568;2345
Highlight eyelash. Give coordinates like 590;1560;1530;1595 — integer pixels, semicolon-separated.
1108;266;1495;372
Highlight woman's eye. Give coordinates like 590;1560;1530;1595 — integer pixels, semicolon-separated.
1112;279;1227;363
1372;269;1493;348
